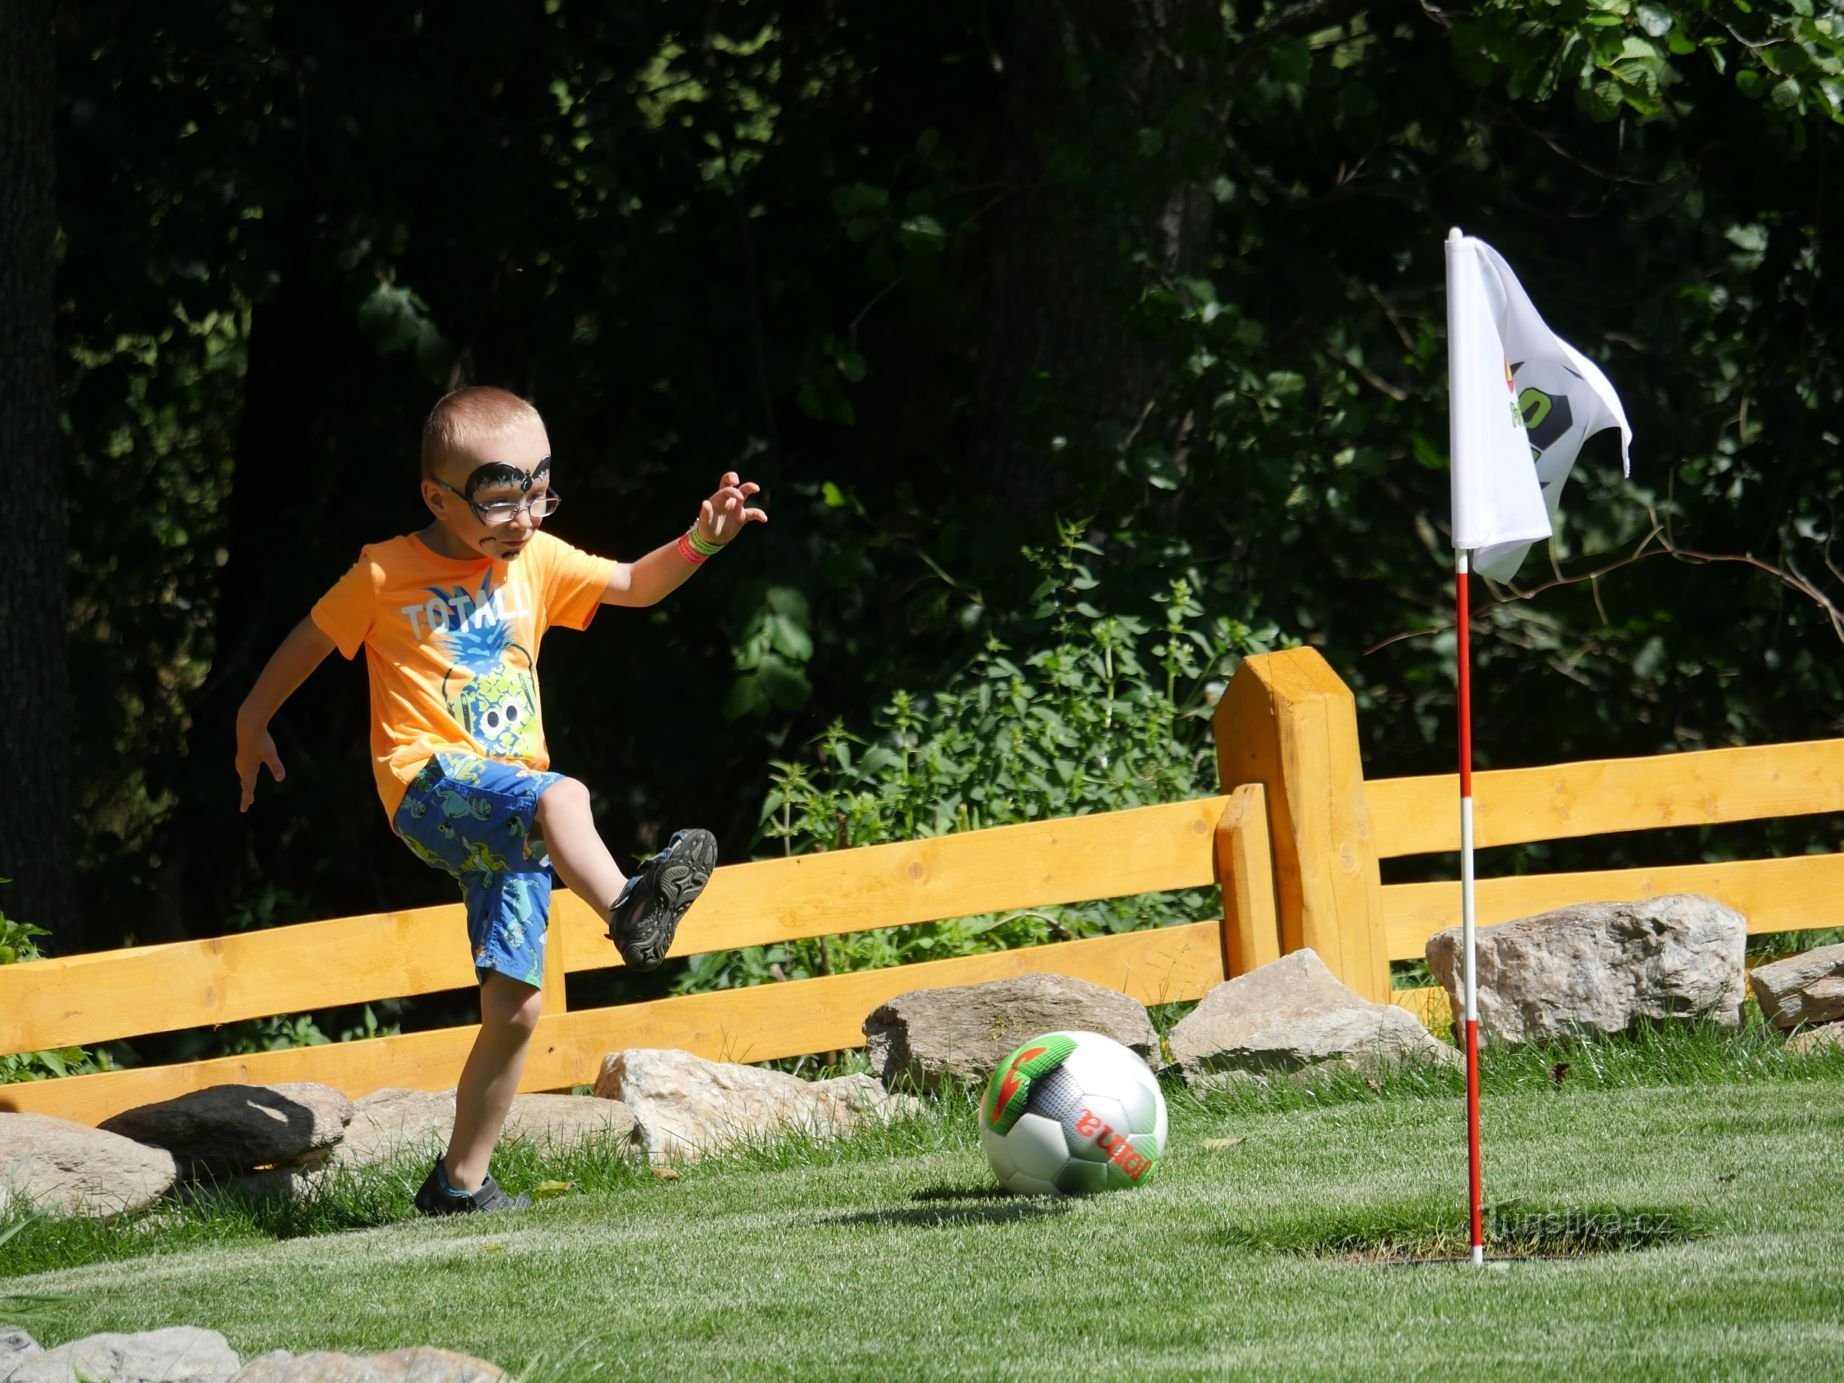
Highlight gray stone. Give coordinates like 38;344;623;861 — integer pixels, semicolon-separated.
9;1327;239;1383
1787;1022;1844;1055
1;1328;41;1378
214;1167;329;1204
328;1089;636;1171
1426;894;1747;1044
501;1092;637;1153
99;1083;354;1177
0;1113;178;1218
228;1346;508;1382
326;1089;454;1170
1168;948;1460;1089
1748;942;1844;1030
862;973;1160;1093
594;1049;920;1162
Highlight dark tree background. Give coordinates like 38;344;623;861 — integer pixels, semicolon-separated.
0;0;72;940
4;1;1843;973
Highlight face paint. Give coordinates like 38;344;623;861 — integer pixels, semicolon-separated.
461;455;552;500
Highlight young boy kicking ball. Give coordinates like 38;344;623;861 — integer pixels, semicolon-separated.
234;386;764;1214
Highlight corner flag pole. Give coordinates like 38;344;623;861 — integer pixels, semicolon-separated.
1445;223;1492;1268
1456;547;1484;1267
1447;223;1631;1268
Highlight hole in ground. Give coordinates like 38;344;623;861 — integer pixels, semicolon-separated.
1246;1203;1706;1263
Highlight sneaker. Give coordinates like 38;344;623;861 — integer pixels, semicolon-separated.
608;828;717;972
414;1157;531;1216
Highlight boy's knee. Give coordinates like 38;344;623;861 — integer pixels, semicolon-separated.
534;775;590;828
504;995;542;1036
481;975;543;1033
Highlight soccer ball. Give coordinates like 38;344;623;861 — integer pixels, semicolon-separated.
978;1030;1168;1195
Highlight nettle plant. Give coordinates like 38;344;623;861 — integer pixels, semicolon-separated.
678;527;1288;994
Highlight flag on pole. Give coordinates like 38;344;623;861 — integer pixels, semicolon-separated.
1444;234;1633;580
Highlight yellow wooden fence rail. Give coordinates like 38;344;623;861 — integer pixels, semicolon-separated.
1208;649;1844;972
6;646;1839;1128
0;791;1279;1126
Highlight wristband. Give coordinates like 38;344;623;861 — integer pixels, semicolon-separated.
674;532;708;565
686;525;726;558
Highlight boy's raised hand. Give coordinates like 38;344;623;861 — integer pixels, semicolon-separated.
235;726;286;812
696;471;768;547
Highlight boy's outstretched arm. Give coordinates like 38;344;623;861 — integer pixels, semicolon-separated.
235;616;337;811
602;470;767;608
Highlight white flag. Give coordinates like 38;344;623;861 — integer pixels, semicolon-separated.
1445;230;1632;581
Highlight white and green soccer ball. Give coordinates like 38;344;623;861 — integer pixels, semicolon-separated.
978;1030;1168;1195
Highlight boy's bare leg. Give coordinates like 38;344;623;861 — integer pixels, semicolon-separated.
445;972;543;1193
534;776;626;916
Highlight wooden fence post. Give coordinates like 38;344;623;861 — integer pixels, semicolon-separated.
1212;647;1391;1002
1214;782;1281;980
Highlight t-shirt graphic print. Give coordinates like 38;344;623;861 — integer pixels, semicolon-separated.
311;530;616;818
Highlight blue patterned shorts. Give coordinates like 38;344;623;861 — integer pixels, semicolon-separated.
392;751;566;989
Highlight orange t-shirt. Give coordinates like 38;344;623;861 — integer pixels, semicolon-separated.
311;530;617;819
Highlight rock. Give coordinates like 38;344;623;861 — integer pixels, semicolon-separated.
326;1089;454;1170
8;1326;239;1383
593;1049;920;1162
0;1113;178;1217
328;1089;636;1172
501;1092;637;1152
212;1167;330;1204
98;1084;354;1178
228;1346;508;1382
862;973;1161;1093
1;1328;41;1376
1168;949;1459;1089
1426;894;1747;1044
1787;1022;1844;1055
1748;942;1844;1030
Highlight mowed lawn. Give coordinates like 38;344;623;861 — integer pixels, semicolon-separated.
5;1044;1844;1380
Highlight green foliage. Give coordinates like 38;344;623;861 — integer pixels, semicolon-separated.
0;888;113;1084
37;0;1844;956
678;531;1286;994
1455;0;1844;132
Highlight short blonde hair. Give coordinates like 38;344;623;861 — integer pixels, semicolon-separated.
421;387;545;479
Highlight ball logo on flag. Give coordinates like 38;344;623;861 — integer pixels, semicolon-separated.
1510;358;1596;499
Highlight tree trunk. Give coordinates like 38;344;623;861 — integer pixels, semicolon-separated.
0;0;74;945
969;0;1222;520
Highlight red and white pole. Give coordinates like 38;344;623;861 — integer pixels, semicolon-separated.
1456;548;1484;1266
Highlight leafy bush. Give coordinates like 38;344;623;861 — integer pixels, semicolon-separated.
0;888;114;1084
677;526;1290;994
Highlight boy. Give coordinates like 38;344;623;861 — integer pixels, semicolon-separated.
233;386;764;1215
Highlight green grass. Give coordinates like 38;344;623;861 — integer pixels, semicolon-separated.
4;1025;1844;1380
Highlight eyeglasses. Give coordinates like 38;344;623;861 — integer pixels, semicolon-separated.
434;478;563;527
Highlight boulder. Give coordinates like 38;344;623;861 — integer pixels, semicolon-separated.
0;1113;178;1217
502;1092;637;1153
326;1089;455;1170
593;1049;920;1162
1426;894;1747;1044
862;973;1160;1093
1748;942;1844;1030
328;1089;636;1171
8;1326;239;1383
98;1084;353;1177
1168;948;1459;1089
229;1347;508;1382
1;1328;40;1376
1787;1023;1844;1055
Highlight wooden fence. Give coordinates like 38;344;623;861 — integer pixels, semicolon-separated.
5;647;1839;1127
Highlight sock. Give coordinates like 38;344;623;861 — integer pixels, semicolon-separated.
435;1157;470;1198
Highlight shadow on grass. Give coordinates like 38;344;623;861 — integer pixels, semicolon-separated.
823;1183;1071;1229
